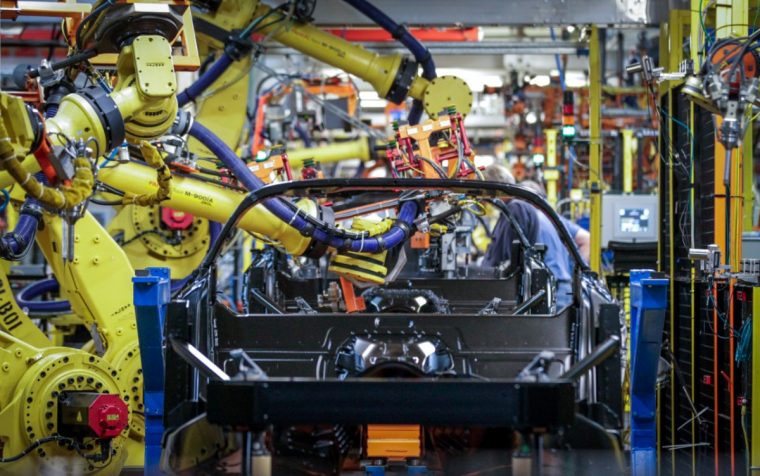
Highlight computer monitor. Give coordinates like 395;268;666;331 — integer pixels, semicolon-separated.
601;194;659;247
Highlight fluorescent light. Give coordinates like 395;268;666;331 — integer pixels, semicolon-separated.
437;68;504;90
565;72;588;88
474;155;495;168
529;75;551;87
361;99;387;109
359;91;380;100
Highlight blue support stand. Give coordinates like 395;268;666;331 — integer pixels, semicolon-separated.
364;464;386;475
133;267;171;475
629;269;669;476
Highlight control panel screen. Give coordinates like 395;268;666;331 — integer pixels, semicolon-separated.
619;207;650;233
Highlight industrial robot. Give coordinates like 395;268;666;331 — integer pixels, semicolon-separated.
0;0;474;472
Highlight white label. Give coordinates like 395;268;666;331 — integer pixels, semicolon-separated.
407;127;418;134
439;120;451;127
422;124;434;132
134;4;170;12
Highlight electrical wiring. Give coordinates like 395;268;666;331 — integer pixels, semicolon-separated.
657;105;695;249
98;146;120;169
85;136;100;161
417;156;448;179
192;2;295;101
253;63;386;140
195;49;262;102
463;156;484;180
735;317;751;366
0;435;109;464
725;28;760;84
458;199;486;217
94;182;125;198
74;0;115;52
0;436;66;463
89;197;122;206
698;0;714;58
118;229;181;247
0;188;9;213
704;279;739;340
239;2;289;39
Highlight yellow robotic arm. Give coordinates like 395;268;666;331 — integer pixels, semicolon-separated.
193;0;473;118
287;136;381;169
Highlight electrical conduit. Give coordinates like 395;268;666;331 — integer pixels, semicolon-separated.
188;121;417;253
342;0;436;125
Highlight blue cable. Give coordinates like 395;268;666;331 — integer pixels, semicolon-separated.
99;143;122;169
659;106;695;237
0;189;9;213
550;27;566;91
736;318;752;366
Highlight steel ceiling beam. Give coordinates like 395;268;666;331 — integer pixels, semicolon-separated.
310;0;679;26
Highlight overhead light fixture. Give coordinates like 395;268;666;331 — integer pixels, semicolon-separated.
565;71;588;88
359;91;380;100
437;68;504;90
360;99;388;109
529;75;551;87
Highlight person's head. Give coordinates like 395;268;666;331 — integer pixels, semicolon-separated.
483;164;515;185
518;179;547;198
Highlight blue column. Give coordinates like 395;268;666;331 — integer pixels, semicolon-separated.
133;267;171;475
629;269;668;476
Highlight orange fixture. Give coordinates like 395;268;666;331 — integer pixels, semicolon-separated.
366;424;422;460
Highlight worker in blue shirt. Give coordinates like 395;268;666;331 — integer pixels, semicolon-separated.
482;166;576;308
519;180;590;263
